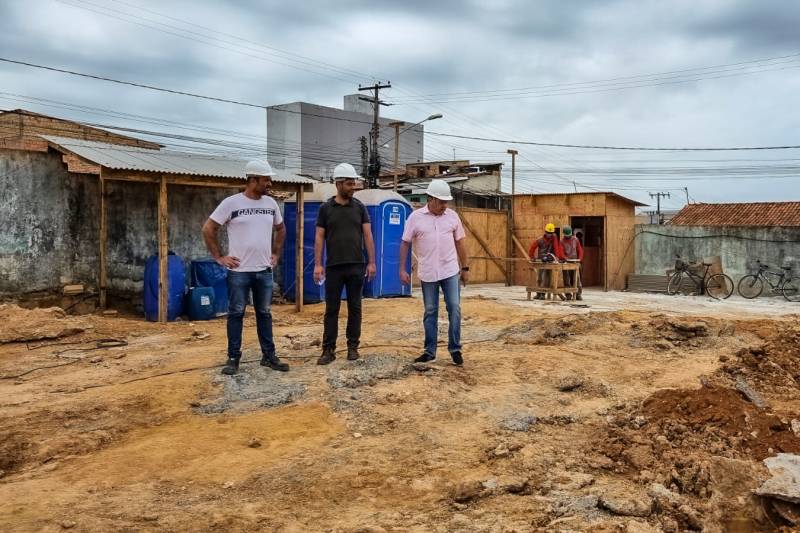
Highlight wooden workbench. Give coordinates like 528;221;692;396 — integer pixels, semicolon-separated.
526;262;581;300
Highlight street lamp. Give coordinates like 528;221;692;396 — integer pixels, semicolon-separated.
385;113;443;191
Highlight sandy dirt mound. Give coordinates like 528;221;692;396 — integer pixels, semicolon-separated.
2;296;799;531
0;304;91;343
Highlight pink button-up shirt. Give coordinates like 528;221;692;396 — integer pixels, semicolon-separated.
402;205;466;282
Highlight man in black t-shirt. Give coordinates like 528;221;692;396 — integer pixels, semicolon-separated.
313;163;376;365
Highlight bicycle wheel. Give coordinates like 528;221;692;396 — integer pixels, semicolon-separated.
782;279;800;302
706;273;734;300
737;275;763;299
667;272;690;295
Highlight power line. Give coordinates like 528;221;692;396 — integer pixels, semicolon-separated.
388;51;800;100
426;131;800;151
0;57;266;108
389;61;800;104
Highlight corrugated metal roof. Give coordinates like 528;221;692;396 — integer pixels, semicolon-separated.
669;202;800;227
41;135;313;184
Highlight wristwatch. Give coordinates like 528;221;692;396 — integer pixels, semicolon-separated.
461;266;470;272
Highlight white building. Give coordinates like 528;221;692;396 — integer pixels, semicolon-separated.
267;95;425;179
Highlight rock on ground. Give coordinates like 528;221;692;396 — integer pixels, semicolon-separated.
755;453;800;504
327;354;411;389
598;491;652;517
200;367;306;413
500;412;537;432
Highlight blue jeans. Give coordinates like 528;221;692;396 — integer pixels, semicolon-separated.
226;269;275;359
420;273;462;357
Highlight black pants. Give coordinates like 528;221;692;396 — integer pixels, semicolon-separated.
323;263;365;350
563;265;583;295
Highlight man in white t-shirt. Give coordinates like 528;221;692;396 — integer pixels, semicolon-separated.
202;159;289;375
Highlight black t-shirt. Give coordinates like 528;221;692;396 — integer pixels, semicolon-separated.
316;197;370;267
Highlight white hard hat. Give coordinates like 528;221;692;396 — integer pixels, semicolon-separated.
245;159;276;177
332;162;361;181
425;179;453;201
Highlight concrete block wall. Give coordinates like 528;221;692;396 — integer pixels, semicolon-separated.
0;149;99;295
634;224;800;281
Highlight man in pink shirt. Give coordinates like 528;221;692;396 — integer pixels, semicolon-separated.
399;179;469;366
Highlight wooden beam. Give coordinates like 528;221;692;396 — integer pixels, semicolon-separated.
99;168;108;309
157;175;169;323
461;216;507;276
295;185;304;312
512;234;531;261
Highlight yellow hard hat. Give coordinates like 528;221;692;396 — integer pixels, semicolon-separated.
545;223;556;233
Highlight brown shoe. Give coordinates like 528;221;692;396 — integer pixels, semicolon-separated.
317;347;336;365
347;346;360;361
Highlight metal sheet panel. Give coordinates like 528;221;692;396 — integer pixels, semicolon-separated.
41;135;314;185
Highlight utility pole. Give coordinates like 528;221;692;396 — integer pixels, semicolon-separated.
358;81;391;188
359;136;368;179
389;121;404;192
649;191;671;224
507;149;518;287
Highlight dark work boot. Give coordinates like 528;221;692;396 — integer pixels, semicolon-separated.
451;351;464;366
347;345;360;361
317;347;336;365
221;358;239;375
261;354;289;372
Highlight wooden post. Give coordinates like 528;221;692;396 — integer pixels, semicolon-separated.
505;207;512;286
507;149;518;286
99;168;108;309
295;184;304;312
157;175;169;323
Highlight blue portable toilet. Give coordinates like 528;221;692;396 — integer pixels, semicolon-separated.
283;183;337;303
143;252;186;321
354;189;412;298
190;258;228;316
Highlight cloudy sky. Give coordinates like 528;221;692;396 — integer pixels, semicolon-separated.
2;0;800;209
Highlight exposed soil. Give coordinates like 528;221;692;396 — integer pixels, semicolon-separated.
1;292;799;531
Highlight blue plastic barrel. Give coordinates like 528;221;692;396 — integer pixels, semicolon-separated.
190;259;228;316
187;286;215;321
143;253;186;321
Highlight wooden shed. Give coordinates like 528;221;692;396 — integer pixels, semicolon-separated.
1;109;315;321
512;192;646;290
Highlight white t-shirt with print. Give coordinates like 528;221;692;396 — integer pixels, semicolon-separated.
209;193;283;272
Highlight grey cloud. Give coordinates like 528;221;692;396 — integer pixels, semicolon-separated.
1;0;798;203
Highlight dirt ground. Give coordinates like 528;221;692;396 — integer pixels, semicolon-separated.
1;287;800;532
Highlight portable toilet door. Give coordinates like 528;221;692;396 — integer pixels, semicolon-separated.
282;183;336;303
354;189;412;298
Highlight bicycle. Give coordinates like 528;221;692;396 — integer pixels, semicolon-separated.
737;260;800;302
666;255;734;300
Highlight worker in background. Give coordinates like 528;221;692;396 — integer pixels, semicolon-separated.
528;223;564;300
399;179;468;366
202;159;289;375
313;163;377;365
561;225;583;301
